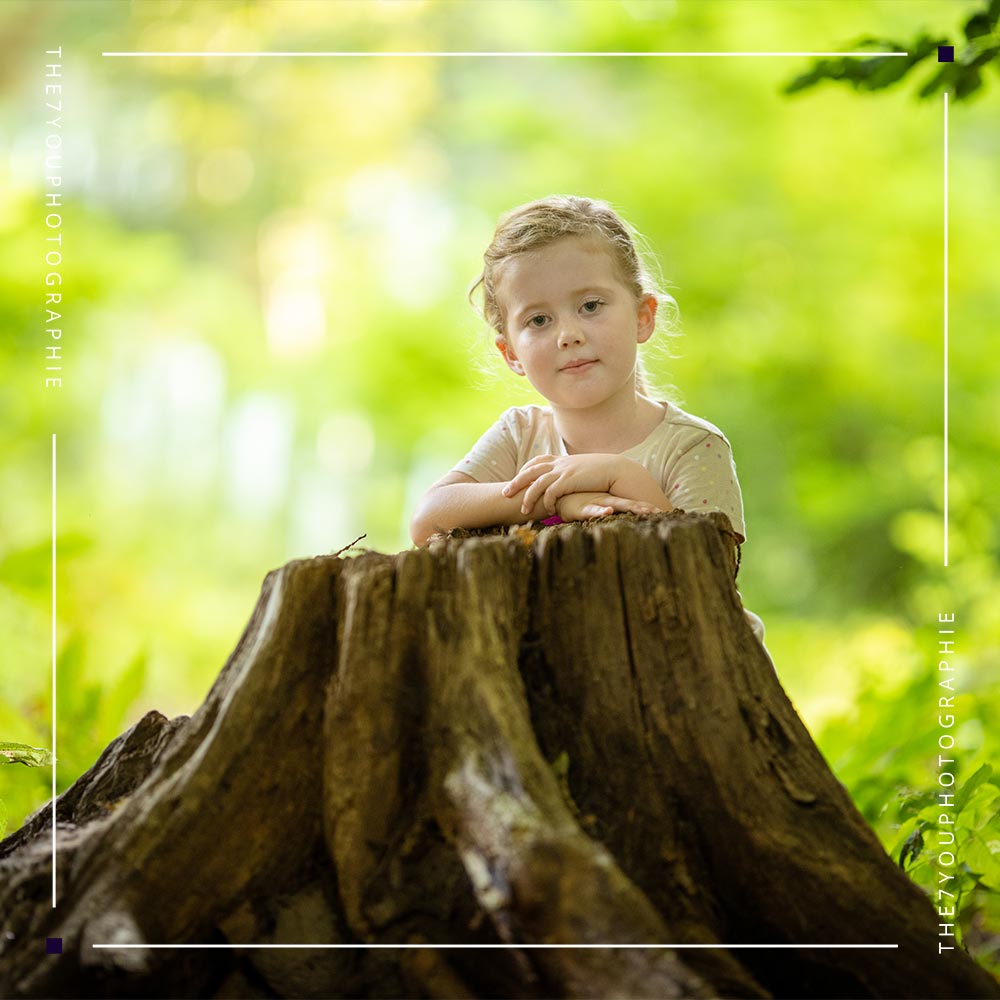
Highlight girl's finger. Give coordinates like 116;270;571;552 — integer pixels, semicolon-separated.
503;471;535;496
503;475;526;496
523;472;557;513
543;483;566;514
503;458;551;496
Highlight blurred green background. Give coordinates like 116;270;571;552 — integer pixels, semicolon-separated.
1;0;997;966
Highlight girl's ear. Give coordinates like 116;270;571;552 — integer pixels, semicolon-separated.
636;294;658;344
496;334;524;375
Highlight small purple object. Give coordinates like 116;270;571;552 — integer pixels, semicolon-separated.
46;937;62;954
938;45;954;62
540;514;564;525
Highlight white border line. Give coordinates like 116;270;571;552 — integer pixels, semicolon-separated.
51;432;58;908
71;43;914;954
943;91;950;568
100;50;909;59
92;943;900;950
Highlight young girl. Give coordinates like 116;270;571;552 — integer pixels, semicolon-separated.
410;192;748;534
410;195;766;633
409;195;767;643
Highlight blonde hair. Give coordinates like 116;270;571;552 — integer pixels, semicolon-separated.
468;195;680;398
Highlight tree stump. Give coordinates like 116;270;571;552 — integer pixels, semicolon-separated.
1;512;996;999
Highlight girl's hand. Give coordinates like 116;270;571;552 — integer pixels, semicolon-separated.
501;454;626;515
556;491;659;522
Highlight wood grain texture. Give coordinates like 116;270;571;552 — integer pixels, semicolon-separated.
1;513;995;999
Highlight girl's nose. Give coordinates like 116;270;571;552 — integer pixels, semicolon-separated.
557;322;584;347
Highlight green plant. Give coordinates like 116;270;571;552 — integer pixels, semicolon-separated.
0;741;54;838
892;765;1000;958
785;0;1000;103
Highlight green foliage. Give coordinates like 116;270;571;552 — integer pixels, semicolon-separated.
2;0;998;974
0;741;53;839
53;637;148;792
0;535;93;596
891;766;1000;975
785;34;947;97
785;0;1000;102
0;634;146;837
0;742;53;767
892;767;1000;895
813;631;1000;972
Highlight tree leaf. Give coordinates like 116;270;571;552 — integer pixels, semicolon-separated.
0;742;54;767
955;67;984;99
919;65;953;98
964;0;1000;40
956;763;994;816
963;12;994;41
898;787;936;820
898;823;925;870
961;834;1000;891
961;40;1000;70
780;37;906;97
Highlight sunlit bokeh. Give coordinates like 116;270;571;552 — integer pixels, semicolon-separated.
2;7;998;951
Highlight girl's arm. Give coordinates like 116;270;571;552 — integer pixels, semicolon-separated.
556;491;659;521
409;470;659;546
410;471;552;547
609;458;674;512
504;455;673;515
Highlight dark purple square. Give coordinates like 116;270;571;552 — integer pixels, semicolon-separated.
938;45;954;63
46;937;63;954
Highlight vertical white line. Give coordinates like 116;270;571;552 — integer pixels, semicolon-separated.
943;92;949;568
52;433;57;907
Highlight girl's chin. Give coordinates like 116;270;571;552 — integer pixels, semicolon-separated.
551;390;614;409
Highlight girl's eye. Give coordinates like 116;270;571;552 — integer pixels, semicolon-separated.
527;315;547;328
582;299;604;313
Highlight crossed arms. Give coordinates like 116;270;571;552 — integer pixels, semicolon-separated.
409;453;674;548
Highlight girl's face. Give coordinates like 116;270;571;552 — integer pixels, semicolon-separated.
494;235;657;409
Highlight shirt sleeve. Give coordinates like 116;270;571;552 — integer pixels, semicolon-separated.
451;411;520;484
664;432;746;541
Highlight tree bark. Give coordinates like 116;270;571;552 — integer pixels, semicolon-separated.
1;511;996;999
